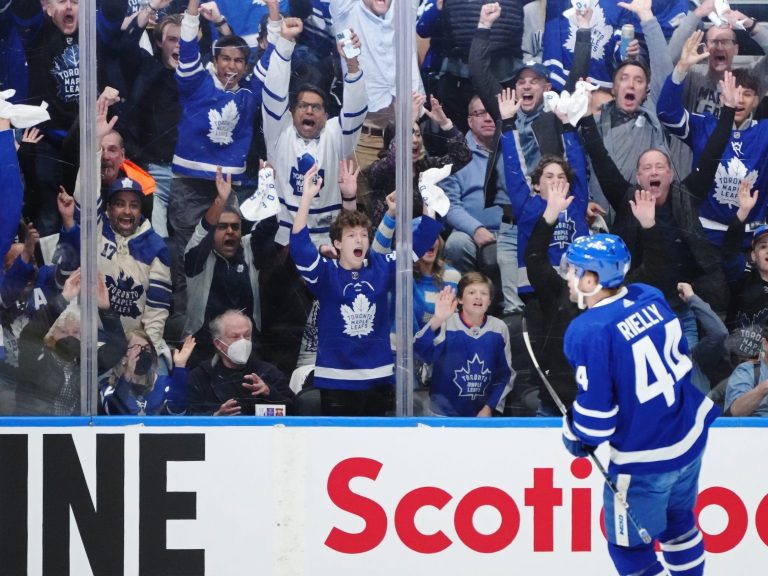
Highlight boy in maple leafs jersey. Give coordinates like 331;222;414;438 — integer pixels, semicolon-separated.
657;34;768;248
290;165;441;416
414;273;514;417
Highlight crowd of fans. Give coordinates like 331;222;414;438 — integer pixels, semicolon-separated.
3;0;768;418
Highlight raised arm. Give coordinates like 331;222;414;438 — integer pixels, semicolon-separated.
497;88;531;219
683;70;739;198
657;30;710;142
578;114;631;211
469;3;503;121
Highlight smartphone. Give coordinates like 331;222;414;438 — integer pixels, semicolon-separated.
335;29;361;59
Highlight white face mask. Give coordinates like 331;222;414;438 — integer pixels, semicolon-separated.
219;337;252;365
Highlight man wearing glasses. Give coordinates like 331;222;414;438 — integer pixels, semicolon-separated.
183;167;277;364
262;16;366;253
669;0;767;119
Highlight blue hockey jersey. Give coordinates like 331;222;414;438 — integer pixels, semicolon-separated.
542;0;620;90
501;127;589;293
173;12;262;182
657;73;768;246
290;215;442;391
414;312;514;416
563;283;719;474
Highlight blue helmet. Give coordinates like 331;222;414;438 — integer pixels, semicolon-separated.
564;234;631;289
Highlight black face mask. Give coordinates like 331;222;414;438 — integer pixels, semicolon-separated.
134;349;155;376
54;336;80;362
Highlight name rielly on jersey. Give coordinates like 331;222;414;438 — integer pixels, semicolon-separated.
616;303;664;342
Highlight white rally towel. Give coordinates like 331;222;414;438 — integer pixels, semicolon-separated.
708;0;746;30
542;80;599;126
240;166;281;222
0;90;50;129
418;164;451;217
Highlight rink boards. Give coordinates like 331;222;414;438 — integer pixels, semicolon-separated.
0;417;766;575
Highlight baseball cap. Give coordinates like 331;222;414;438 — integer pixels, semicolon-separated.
512;61;550;84
104;175;143;201
726;324;765;360
752;224;768;248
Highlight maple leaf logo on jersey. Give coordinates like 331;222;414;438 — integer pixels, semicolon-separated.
50;45;80;103
453;354;491;400
106;272;144;319
564;4;612;61
251;0;266;5
551;210;577;250
340;294;376;338
208;101;239;145
713;158;758;208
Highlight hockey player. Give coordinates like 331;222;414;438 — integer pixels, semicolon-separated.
414;273;515;417
561;233;719;576
290;165;441;416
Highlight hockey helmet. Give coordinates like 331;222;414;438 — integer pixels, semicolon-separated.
563;234;631;289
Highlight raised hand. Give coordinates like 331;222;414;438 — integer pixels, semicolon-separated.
338;159;359;201
21;127;44;145
736;179;758;222
303;164;323;200
617;0;653;22
423;95;452;129
496;87;521;120
677;282;694;304
479;2;501;28
629;188;656;229
411;91;426;122
719;69;743;110
96;272;111;310
199;1;223;22
57;186;76;230
172;335;197;368
62;268;82;302
21;225;40;264
281;17;303;41
385;190;397;217
95;89;119;144
542;179;574;224
676;30;709;74
432;286;458;325
215;165;232;203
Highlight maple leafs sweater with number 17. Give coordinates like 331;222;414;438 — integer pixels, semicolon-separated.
290;216;442;391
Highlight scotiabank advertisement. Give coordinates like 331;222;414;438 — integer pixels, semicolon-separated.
0;421;766;575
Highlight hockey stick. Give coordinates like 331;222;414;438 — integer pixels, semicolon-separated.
520;317;652;544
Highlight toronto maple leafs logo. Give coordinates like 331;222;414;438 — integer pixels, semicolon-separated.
289;165;325;197
208;101;239;145
50;44;80;103
564;3;612;61
551;210;577;250
453;354;491;400
106;271;144;319
713;158;758;208
340;294;376;338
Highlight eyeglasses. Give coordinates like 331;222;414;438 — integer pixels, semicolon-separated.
468;109;491;118
216;222;241;231
706;39;737;48
296;101;324;112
